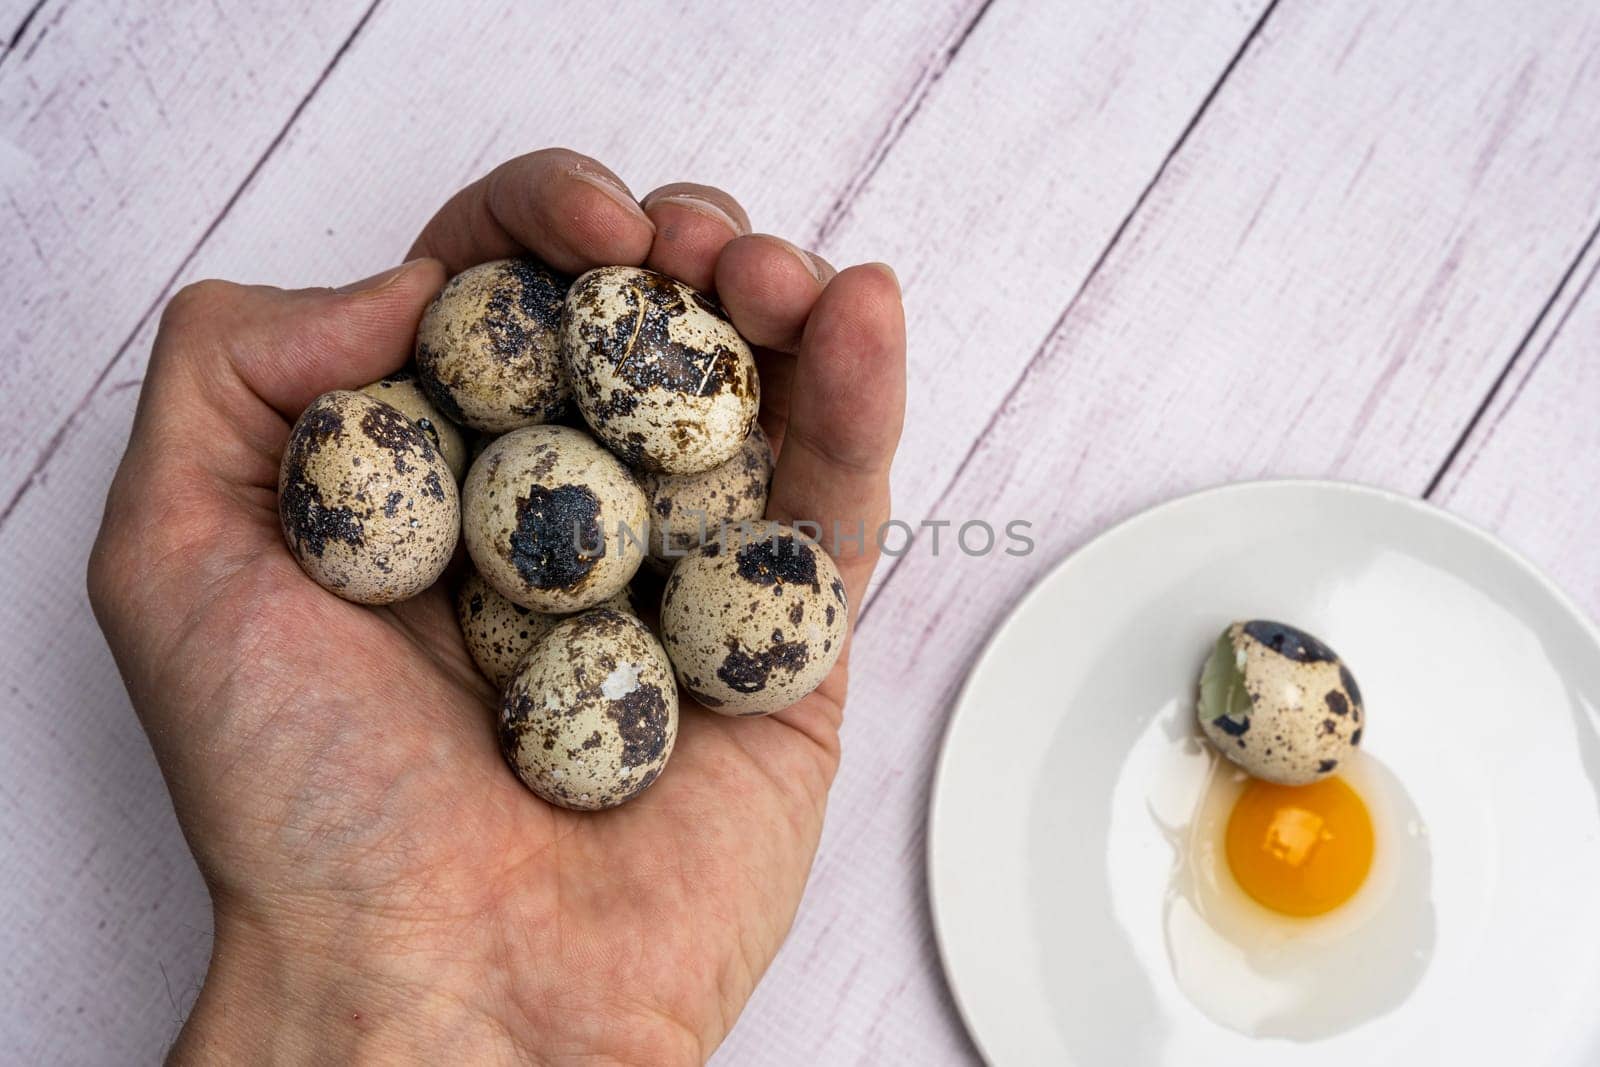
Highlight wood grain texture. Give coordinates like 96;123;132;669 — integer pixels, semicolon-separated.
729;1;1600;1063
1433;221;1600;620
851;0;1600;548
0;0;376;517
808;0;1272;595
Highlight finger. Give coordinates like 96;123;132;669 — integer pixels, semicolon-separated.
765;264;905;606
135;261;448;494
752;349;795;452
641;183;749;293
715;234;833;353
151;259;447;421
408;148;655;274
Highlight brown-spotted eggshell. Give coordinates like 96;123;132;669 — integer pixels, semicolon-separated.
659;520;848;715
500;609;677;810
278;390;459;604
637;426;773;574
415;258;569;433
462;424;649;612
457;568;636;691
1199;620;1364;786
359;370;468;480
561;266;759;474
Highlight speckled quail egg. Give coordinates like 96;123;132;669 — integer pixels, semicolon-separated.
637;426;773;574
278;390;458;604
500;609;677;810
659;520;848;716
561;266;759;474
1197;620;1364;785
456;568;635;690
415;258;569;433
359;370;468;480
462;424;649;612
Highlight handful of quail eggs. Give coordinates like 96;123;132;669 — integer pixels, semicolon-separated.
278;258;845;810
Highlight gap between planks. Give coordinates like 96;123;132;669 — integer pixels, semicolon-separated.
857;0;1284;629
810;0;999;247
1423;208;1600;499
1;0;51;70
0;0;386;533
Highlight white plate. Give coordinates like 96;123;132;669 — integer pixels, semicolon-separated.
928;481;1600;1066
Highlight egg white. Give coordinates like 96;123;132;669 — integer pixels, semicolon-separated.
1158;748;1435;1040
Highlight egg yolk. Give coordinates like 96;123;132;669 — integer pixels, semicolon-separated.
1224;776;1374;917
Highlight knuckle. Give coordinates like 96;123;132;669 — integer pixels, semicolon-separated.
85;521;131;622
84;539;110;612
160;278;239;335
525;145;586;169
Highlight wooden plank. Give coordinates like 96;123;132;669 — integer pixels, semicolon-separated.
835;0;1600;548
0;0;376;514
808;0;1271;594
733;1;1600;1063
1432;220;1600;621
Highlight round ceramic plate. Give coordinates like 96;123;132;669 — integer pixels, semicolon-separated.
928;481;1600;1066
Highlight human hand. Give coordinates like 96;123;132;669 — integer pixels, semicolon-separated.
87;148;906;1064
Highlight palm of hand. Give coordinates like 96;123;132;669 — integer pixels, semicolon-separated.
184;491;838;1056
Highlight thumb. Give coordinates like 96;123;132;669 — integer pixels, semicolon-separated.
160;258;449;421
120;257;449;511
91;259;447;662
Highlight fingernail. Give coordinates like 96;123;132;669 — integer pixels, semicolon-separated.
769;235;828;284
864;261;900;294
644;193;749;236
571;169;653;227
337;259;422;294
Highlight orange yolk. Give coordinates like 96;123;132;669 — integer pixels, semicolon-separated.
1224;776;1374;917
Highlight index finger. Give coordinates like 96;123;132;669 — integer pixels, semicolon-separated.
408;148;656;275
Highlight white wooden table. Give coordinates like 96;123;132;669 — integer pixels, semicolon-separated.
4;1;1598;1062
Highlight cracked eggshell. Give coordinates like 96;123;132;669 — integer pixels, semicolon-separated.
561;266;759;474
415;258;569;433
278;390;458;604
637;426;773;574
462;424;649;612
1197;620;1364;786
359;370;468;481
456;568;636;691
659;520;848;716
499;609;677;811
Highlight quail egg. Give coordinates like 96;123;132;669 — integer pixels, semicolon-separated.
659;520;848;715
359;370;468;480
462;424;649;612
456;568;635;690
1197;620;1364;785
278;390;458;604
415;258;569;433
561;266;759;474
637;426;773;573
500;609;677;810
